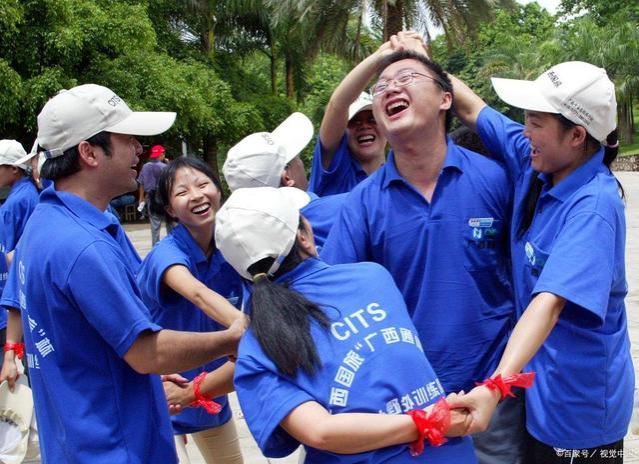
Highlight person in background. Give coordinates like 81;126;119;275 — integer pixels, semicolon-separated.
223;112;345;249
0;140;39;359
138;144;174;245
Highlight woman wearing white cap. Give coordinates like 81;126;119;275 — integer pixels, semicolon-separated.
214;186;478;463
0;140;39;374
447;60;632;463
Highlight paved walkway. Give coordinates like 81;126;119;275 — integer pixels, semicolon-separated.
124;171;639;463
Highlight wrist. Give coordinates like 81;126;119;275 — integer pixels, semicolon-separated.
3;342;24;359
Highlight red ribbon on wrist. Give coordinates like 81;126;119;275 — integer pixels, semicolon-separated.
190;372;222;415
407;398;451;456
477;372;536;401
3;342;25;359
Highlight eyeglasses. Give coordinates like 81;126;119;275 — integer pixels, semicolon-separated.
369;71;445;97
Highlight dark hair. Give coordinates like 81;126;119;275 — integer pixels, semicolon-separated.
518;118;622;237
378;50;454;132
450;126;492;158
40;131;112;181
157;156;223;222
248;219;329;377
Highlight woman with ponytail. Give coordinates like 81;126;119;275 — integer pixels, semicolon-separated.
448;57;633;463
214;186;477;463
136;156;246;464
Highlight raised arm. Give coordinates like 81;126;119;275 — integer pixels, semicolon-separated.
319;38;404;168
162;264;247;328
448;74;488;132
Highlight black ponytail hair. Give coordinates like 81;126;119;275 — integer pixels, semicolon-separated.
517;118;623;237
248;219;329;377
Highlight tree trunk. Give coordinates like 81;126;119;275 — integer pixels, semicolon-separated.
384;1;404;39
285;55;294;100
202;134;220;179
619;102;634;144
269;33;277;95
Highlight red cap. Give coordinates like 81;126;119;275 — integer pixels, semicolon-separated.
149;144;165;159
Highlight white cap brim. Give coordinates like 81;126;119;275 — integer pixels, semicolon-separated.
491;77;558;114
106;111;177;136
279;186;311;210
272;112;314;164
13;140;39;167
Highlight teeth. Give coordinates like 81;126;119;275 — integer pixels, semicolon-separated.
192;204;209;214
386;100;408;115
358;135;375;143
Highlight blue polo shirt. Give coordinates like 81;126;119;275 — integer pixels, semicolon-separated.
322;141;515;394
10;186;177;463
308;135;368;196
301;192;346;249
1;206;141;312
477;106;634;449
136;223;243;434
235;258;476;463
0;177;39;329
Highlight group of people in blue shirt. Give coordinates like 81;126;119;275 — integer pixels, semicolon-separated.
0;29;632;464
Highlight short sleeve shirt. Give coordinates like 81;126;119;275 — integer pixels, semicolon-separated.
136;224;244;434
301;192;347;250
476;106;634;449
234;258;476;463
308;135;368;196
12;186;176;463
137;160;166;192
322;141;515;393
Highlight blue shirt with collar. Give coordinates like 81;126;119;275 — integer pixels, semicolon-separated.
308;134;369;196
301;192;347;250
321;140;515;394
234;258;476;463
136;223;243;434
477;106;634;449
9;186;177;464
0;177;39;329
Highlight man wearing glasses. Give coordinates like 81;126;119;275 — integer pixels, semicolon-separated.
322;34;522;464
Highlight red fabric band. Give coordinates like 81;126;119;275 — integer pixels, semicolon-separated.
477;372;536;401
407;398;451;456
3;342;25;359
190;372;222;415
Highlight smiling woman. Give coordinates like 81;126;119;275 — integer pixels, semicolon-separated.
136;156;247;464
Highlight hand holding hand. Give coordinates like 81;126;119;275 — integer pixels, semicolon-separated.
446;385;500;434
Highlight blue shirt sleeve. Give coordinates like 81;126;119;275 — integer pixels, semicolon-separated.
68;241;161;357
0;257;19;311
320;195;369;265
476;106;531;183
137;244;189;309
533;212;615;325
308;134;351;196
234;354;314;458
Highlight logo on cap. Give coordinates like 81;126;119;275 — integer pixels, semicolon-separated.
107;95;122;107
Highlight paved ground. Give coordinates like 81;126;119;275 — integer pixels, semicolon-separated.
124;171;639;463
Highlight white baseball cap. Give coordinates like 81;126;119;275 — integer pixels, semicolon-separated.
491;61;616;142
0;140;28;170
348;92;373;121
0;379;34;463
223;112;314;191
37;84;177;158
215;187;311;280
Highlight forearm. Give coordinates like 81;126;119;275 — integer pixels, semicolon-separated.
282;401;417;454
192;284;244;328
3;308;23;363
178;361;236;405
494;292;565;376
125;328;237;375
448;74;487;131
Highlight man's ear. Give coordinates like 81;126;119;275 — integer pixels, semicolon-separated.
569;125;588;148
280;169;295;187
77;141;100;168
